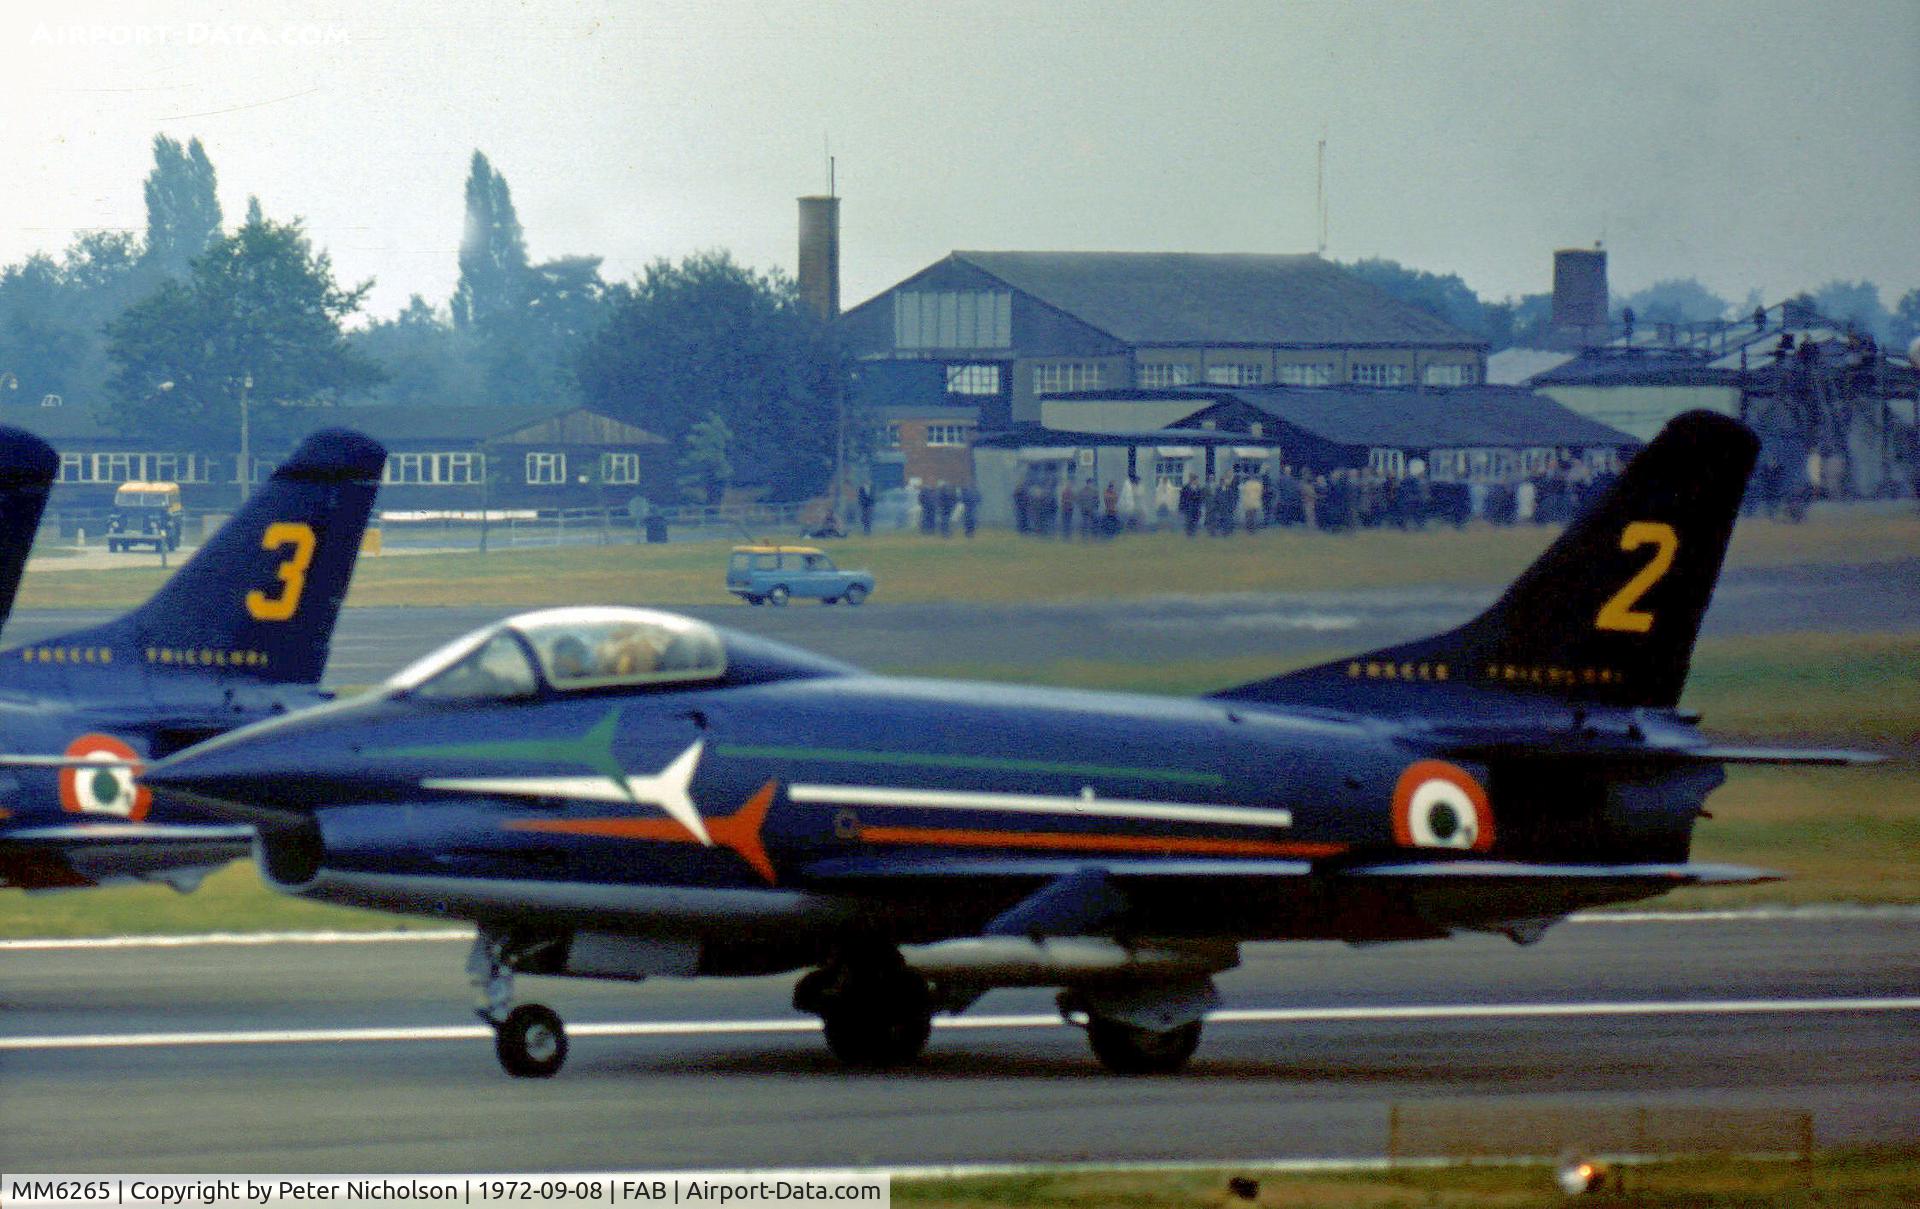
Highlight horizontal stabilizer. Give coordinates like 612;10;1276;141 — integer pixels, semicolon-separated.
1683;746;1884;767
1424;732;1884;768
2;822;255;847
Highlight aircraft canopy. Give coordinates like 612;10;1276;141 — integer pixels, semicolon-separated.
388;607;729;701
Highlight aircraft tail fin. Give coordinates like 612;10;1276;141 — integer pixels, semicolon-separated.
1215;410;1758;710
35;429;385;686
0;427;59;637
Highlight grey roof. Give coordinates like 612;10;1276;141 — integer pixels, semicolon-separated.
1186;385;1638;448
954;251;1482;347
0;403;662;448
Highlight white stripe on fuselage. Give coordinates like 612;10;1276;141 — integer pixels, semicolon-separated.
787;784;1292;829
421;740;712;845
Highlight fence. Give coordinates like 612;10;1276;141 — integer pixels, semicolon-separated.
46;500;821;551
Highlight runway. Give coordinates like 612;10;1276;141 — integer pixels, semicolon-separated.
8;558;1917;686
2;913;1914;1172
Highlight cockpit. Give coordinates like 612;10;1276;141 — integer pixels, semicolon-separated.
385;607;729;703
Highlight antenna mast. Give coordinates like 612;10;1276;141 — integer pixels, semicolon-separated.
1316;135;1328;254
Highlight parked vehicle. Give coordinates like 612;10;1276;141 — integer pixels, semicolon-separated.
725;545;874;606
106;481;184;553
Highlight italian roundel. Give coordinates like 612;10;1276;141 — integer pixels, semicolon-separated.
58;733;151;821
1392;760;1492;852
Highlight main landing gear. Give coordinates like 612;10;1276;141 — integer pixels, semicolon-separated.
470;933;569;1078
1059;980;1218;1075
792;951;934;1069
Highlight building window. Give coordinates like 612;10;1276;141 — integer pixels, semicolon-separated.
1232;458;1267;478
1204;363;1265;386
1032;361;1106;395
1423;362;1479;386
1154;457;1190;486
525;452;567;485
384;452;484;485
439;452;482;484
57;453;84;483
1368;448;1406;477
945;364;1002;396
894;290;1012;350
925;424;974;448
882;423;901;449
1137;362;1194;388
600;452;640;485
1277;362;1335;386
1350;362;1408;386
148;453;211;484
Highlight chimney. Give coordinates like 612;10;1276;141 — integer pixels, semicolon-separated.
1550;247;1608;346
797;195;840;321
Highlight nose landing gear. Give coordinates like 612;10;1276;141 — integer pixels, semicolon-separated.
470;932;570;1078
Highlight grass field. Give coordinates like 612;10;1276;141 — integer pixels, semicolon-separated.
15;506;1920;611
2;631;1911;937
893;1150;1920;1208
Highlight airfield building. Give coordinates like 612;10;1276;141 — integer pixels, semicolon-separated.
837;251;1488;431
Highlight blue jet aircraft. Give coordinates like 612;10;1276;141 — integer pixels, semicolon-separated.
0;427;384;893
146;412;1875;1077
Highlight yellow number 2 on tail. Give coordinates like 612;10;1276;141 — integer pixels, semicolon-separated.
1594;521;1678;634
246;522;317;622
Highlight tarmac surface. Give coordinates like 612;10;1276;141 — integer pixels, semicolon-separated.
6;559;1917;686
0;913;1914;1171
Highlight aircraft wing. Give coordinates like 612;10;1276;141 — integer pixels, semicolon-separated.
798;855;1778;942
0;822;254;892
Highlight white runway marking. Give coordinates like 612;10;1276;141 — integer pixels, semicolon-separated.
3;997;1915;1053
5;905;1917;951
0;929;471;950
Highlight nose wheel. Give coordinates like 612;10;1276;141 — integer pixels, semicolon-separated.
494;1003;569;1078
470;932;571;1078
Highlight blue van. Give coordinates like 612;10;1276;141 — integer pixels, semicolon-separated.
726;545;875;606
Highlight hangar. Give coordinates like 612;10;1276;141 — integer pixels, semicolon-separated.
837;251;1487;429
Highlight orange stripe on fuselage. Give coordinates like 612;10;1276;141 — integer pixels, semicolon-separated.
854;824;1346;859
506;779;779;885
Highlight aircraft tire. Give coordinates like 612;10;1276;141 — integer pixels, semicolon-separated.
1086;1017;1201;1075
819;969;932;1068
495;1003;568;1078
767;585;791;607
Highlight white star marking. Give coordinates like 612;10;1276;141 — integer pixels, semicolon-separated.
420;740;712;846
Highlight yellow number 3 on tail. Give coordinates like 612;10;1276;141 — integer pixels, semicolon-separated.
246;522;317;622
1595;521;1678;633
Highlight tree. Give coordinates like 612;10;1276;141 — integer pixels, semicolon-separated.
576;251;840;501
677;412;733;505
1341;259;1486;338
1614;278;1729;326
105;205;380;447
1890;288;1920;351
1809;280;1890;339
451;151;529;335
139;135;222;283
448;152;606;405
348;295;484;408
0;231;145;406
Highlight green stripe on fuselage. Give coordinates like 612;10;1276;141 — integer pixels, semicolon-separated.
369;708;630;788
713;743;1223;787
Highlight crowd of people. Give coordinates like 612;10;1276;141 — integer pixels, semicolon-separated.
1003;458;1621;538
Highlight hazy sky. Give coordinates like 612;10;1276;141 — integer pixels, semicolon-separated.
4;1;1916;322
